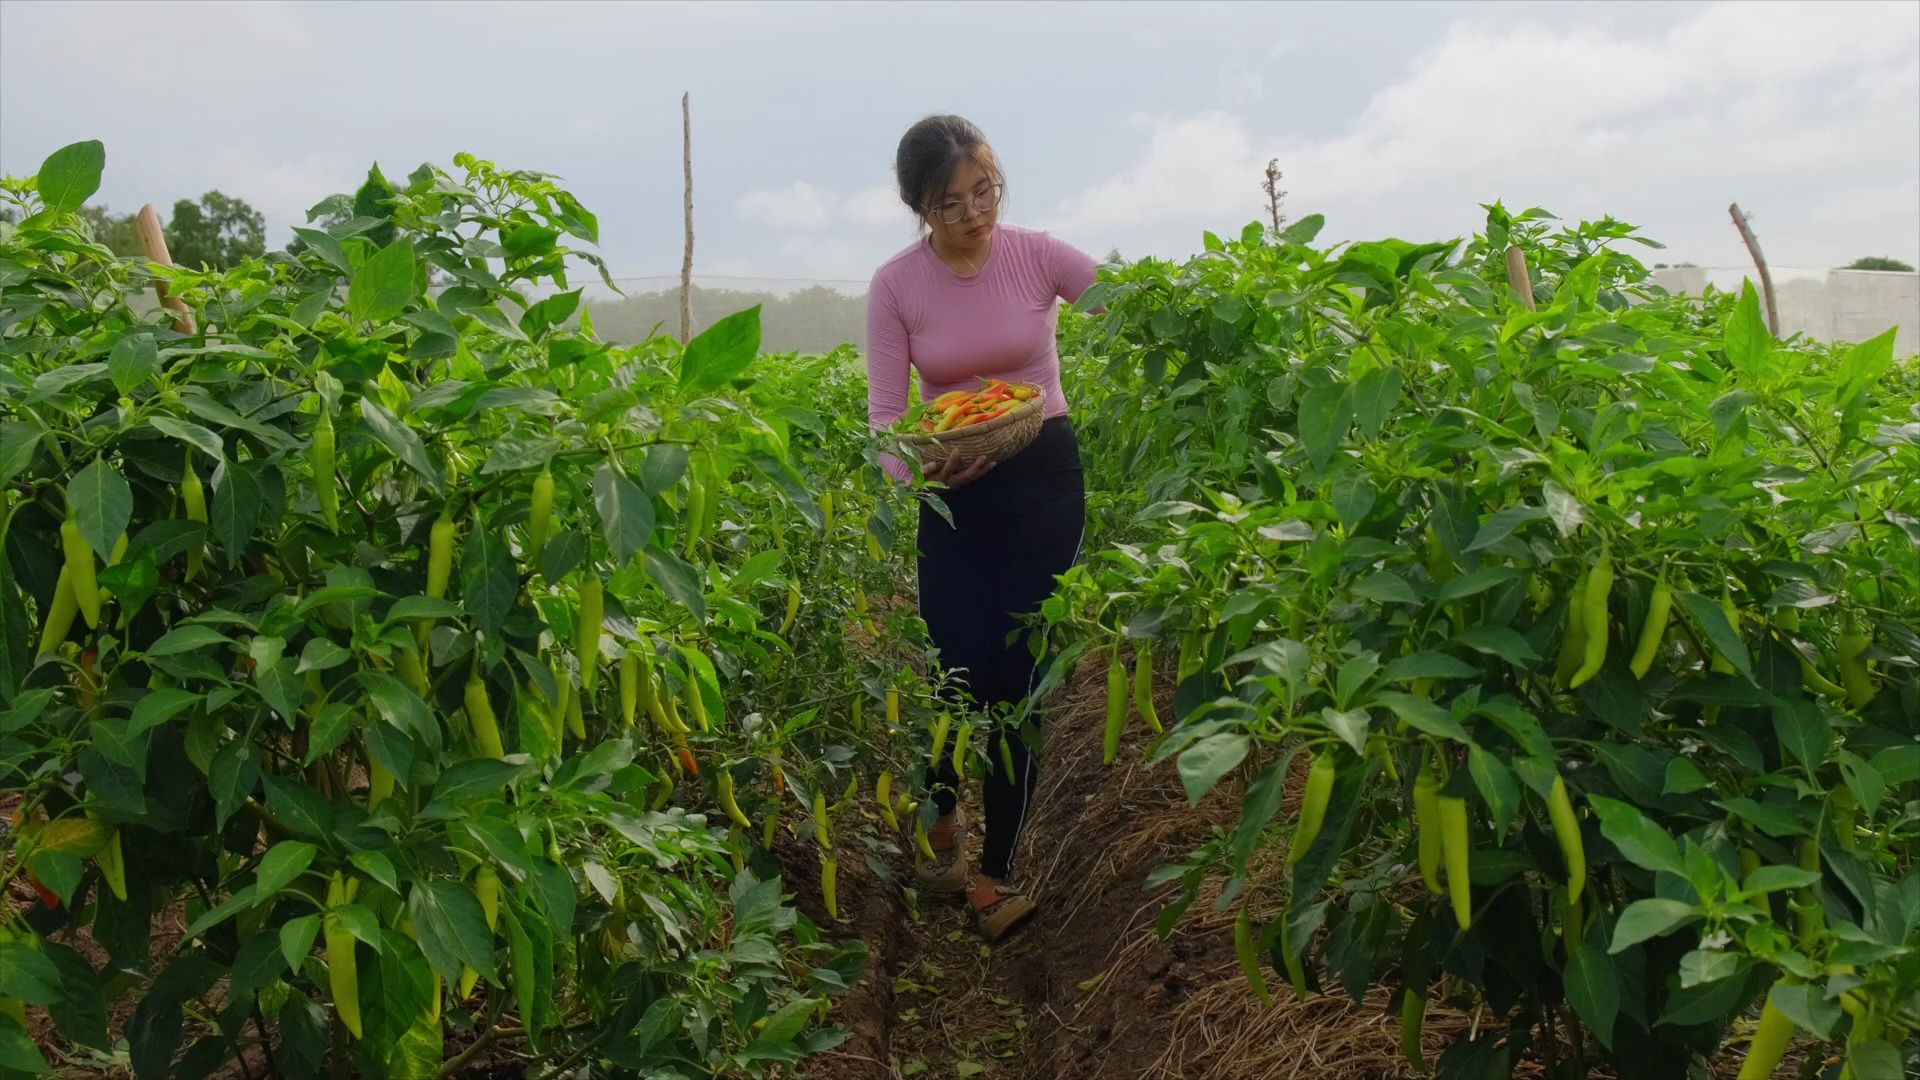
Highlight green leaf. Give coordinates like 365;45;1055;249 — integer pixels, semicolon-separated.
430;759;528;805
1351;571;1421;606
748;451;824;529
0;422;43;491
1676;592;1753;683
460;522;516;634
408;881;499;985
1563;943;1619;1049
679;306;764;392
1350;366;1403;441
348;239;418;323
1295;384;1352;472
359;397;444;493
1467;744;1519;836
0;942;61;1003
256;841;317;898
644;546;706;623
1845;1040;1904;1080
182;883;262;939
37;140;105;213
1770;699;1832;773
1177;733;1249;804
1723;280;1771;377
108;333;160;394
593;460;655;561
1465;507;1548;552
364;672;437;748
1437;566;1525;603
146;624;234;657
1589;795;1687;877
1321;708;1371;756
758;997;817;1043
1380;652;1479;684
0;1020;49;1074
66;456;132;558
1740;865;1820;897
145;413;224;461
1454;626;1541;666
210;461;264;565
1371;691;1472;744
128;688;199;735
349;851;399;896
1328;469;1376;528
503;224;559;261
1769;983;1839;1041
1610;898;1697;952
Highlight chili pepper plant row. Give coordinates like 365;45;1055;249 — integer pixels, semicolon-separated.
0;143;957;1078
1040;210;1920;1078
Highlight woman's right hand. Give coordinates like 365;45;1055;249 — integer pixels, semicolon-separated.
922;453;995;489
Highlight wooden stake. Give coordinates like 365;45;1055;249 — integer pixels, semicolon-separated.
134;204;196;335
679;92;695;344
1505;246;1536;311
1727;202;1780;336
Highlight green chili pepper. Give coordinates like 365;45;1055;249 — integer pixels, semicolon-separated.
1569;547;1612;689
576;575;604;691
1736;991;1795;1080
1546;775;1586;906
1235;906;1272;1006
1287;751;1338;867
1629;575;1672;679
1554;569;1591;687
60;519;101;629
1438;794;1473;929
1133;642;1162;734
1103;652;1127;765
312;405;338;531
1413;767;1443;897
36;566;78;657
527;465;555;562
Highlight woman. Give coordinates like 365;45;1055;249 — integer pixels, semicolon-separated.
866;115;1098;941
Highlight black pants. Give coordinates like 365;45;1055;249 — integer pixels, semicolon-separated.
918;417;1086;880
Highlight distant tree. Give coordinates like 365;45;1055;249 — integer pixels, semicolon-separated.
1103;247;1127;266
1844;256;1915;272
77;205;143;256
1262;159;1288;235
166;191;266;269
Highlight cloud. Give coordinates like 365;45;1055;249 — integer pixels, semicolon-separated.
736;181;835;231
844;184;904;226
1049;1;1920;265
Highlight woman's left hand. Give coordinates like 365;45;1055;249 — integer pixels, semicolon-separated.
923;453;995;489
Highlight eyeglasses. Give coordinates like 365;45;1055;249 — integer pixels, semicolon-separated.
927;183;1003;225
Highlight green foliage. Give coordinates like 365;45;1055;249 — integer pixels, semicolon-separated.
1050;203;1920;1076
1845;256;1916;273
0;141;949;1077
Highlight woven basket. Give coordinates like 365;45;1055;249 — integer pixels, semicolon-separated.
903;386;1047;473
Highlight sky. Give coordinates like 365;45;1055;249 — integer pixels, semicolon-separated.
2;0;1916;292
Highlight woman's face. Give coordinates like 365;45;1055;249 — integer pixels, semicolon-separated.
925;153;1001;246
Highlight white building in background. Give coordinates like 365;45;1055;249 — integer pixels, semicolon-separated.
1650;266;1919;356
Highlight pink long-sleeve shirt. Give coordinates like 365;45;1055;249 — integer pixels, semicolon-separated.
866;223;1099;480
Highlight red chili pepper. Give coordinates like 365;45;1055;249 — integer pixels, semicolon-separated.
27;872;59;910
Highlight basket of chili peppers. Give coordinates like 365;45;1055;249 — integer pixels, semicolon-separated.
899;378;1045;473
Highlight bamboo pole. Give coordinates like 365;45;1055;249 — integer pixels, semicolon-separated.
133;204;196;335
679;92;695;344
1504;246;1536;311
1727;202;1780;336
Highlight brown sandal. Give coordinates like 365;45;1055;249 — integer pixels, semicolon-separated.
972;884;1037;942
914;814;968;893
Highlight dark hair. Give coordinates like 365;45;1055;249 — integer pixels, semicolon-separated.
895;115;1001;223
